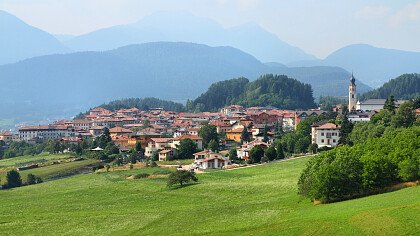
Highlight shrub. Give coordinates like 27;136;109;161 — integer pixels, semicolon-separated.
133;173;150;179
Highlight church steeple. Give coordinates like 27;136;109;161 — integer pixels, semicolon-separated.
348;73;357;112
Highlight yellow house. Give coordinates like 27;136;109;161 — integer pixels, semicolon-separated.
226;128;245;143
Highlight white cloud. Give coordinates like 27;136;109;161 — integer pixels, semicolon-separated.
389;0;420;27
236;0;260;11
354;5;390;20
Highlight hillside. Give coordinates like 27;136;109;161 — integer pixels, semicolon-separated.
289;44;420;88
0;42;370;122
65;11;315;64
190;74;316;111
361;74;420;100
0;157;418;234
99;97;185;112
0;10;71;65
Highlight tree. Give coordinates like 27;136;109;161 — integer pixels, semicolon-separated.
338;111;353;145
249;145;264;164
275;142;285;159
151;151;159;161
6;170;22;188
308;143;318;154
241;126;251;144
262;125;270;143
97;127;112;148
392;101;415;128
384;95;396;113
143;120;151;128
208;139;219;152
167;170;198;187
104;142;119;155
176;138;198;159
198;124;218;148
228;148;239;163
27;174;36;185
274;122;284;140
74;112;85;119
264;146;277;161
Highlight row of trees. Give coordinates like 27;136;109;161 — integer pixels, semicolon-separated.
2;170;42;189
298;99;420;203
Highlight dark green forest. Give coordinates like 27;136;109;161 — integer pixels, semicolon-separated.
188;74;316;112
361;73;420;100
99;97;185;112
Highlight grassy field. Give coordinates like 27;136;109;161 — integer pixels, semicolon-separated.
0;158;100;185
0;153;72;168
0;157;418;235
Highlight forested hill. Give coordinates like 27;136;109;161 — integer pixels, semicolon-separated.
361;74;420;100
98;97;185;112
188;74;316;111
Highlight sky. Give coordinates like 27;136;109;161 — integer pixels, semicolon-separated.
1;0;419;58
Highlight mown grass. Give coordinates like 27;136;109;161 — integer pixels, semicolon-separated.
0;153;72;168
0;159;100;184
0;157;418;235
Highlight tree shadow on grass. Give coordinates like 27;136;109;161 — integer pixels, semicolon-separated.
167;182;200;190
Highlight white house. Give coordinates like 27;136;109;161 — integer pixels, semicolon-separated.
145;138;173;158
193;150;229;169
311;123;340;148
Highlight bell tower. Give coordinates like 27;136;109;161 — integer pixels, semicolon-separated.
348;73;357;112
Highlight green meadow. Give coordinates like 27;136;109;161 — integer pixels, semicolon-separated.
0;153;72;168
0;157;418;235
0;154;100;185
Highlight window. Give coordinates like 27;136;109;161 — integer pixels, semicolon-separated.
321;139;324;143
321;132;324;136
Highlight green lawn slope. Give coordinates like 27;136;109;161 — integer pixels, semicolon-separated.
0;157;418;235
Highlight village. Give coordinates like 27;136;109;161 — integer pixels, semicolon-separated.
2;77;415;171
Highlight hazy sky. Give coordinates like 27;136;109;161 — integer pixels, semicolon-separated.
1;0;419;58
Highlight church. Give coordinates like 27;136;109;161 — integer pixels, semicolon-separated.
348;74;404;112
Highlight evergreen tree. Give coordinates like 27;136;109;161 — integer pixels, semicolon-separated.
338;111;353;145
262;125;270;143
264;146;277;161
274;121;284;140
6;170;22;188
276;142;285;159
241;126;251;144
384;95;396;113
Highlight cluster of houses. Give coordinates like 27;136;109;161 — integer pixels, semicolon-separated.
2;75;418;169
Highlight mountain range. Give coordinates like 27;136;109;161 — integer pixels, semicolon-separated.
0;10;71;65
0;42;370;121
1;10;420;89
63;11;315;64
288;44;420;88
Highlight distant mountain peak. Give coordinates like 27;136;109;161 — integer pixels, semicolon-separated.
64;11;315;64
